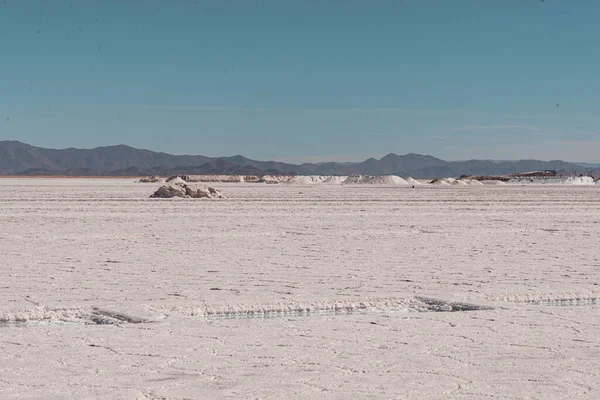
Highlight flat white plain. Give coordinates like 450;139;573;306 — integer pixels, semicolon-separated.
1;179;600;399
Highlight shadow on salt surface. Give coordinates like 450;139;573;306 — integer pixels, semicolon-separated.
158;296;491;321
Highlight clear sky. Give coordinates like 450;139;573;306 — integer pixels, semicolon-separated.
1;1;599;162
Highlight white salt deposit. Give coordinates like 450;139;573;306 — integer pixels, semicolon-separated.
430;178;452;185
321;175;348;185
167;176;186;185
342;175;409;185
2;179;600;399
406;177;423;185
288;175;327;184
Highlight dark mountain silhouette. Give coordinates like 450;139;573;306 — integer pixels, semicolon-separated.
0;140;595;178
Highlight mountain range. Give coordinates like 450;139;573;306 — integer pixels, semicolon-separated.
0;140;598;178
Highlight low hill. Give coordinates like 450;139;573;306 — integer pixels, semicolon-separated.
0;140;595;178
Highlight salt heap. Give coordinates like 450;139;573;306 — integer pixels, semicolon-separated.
150;183;225;199
289;175;327;184
430;178;483;186
342;175;409;185
429;178;452;185
166;176;186;185
406;177;423;185
261;175;293;184
322;176;348;185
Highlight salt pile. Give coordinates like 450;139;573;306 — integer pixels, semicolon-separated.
406;177;423;185
430;178;483;186
165;176;186;185
322;176;348;185
341;175;370;184
289;175;327;184
342;175;409;185
150;183;225;199
430;178;452;185
261;175;293;184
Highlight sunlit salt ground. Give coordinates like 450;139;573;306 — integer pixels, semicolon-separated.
1;179;600;399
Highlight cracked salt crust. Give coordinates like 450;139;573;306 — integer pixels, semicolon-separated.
1;179;600;399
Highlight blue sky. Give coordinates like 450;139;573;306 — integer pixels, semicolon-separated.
1;1;599;162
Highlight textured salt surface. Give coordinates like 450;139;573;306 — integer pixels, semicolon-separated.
1;179;600;399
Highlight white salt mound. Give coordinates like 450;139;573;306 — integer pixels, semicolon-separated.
430;178;483;186
261;175;293;184
342;175;370;184
322;176;348;185
150;183;225;199
342;175;409;185
289;175;327;184
430;178;452;185
406;177;422;185
166;177;186;185
367;175;409;185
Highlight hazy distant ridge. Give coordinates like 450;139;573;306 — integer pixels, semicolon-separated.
0;140;596;178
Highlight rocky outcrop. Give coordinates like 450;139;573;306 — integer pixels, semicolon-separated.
150;183;225;199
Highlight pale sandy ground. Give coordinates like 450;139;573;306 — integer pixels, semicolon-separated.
1;179;600;399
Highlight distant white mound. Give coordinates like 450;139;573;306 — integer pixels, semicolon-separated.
406;177;422;185
430;178;484;186
507;176;595;185
430;178;452;185
322;176;348;185
289;175;327;184
480;180;507;185
342;175;409;185
166;176;186;185
150;183;225;199
341;175;370;184
259;175;292;184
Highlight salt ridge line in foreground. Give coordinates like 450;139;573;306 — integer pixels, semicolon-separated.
488;290;600;304
0;296;490;325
